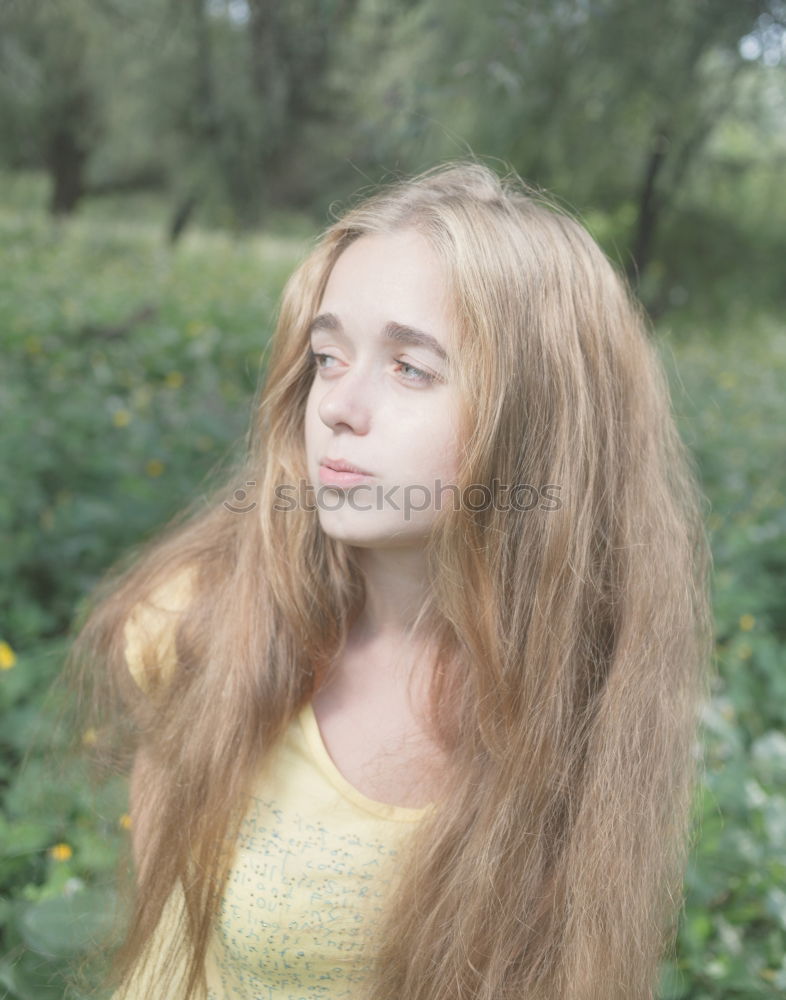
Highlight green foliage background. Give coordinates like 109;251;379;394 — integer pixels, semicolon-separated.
1;0;785;996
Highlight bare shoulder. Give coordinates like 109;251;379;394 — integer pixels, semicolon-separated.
123;564;197;694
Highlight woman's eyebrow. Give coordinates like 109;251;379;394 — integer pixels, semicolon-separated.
308;312;449;363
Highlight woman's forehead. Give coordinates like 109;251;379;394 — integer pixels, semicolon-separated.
317;230;456;350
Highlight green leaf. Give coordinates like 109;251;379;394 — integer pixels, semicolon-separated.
17;887;117;958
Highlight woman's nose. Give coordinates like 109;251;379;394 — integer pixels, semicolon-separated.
317;366;372;434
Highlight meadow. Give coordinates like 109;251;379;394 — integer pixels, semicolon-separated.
1;173;784;998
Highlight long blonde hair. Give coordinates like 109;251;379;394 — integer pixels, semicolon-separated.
65;159;713;999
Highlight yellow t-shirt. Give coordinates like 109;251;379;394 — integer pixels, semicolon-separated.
116;575;433;999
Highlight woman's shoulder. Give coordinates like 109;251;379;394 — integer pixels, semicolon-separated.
123;564;197;695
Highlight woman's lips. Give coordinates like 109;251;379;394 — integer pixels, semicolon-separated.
318;464;373;487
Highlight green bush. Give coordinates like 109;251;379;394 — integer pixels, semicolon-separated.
655;318;786;996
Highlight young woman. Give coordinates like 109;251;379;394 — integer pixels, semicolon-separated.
68;159;713;1000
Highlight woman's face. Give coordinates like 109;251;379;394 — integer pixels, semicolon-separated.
303;228;462;549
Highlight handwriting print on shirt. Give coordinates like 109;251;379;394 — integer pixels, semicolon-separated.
208;791;403;1000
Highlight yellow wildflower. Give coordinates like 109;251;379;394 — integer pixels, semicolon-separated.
0;641;16;670
119;814;133;831
49;843;73;862
132;385;153;408
165;371;184;389
82;728;97;747
113;409;132;428
145;459;165;478
739;614;755;632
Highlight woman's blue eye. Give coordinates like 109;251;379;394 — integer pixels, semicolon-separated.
396;361;437;384
308;350;438;385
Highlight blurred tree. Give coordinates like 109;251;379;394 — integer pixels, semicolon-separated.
245;0;361;206
0;0;102;215
574;0;785;289
144;0;366;235
325;0;785;301
1;0;783;302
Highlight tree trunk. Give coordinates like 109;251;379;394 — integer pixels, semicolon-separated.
46;122;89;216
626;125;670;288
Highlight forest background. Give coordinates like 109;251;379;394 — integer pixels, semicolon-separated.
1;1;785;996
